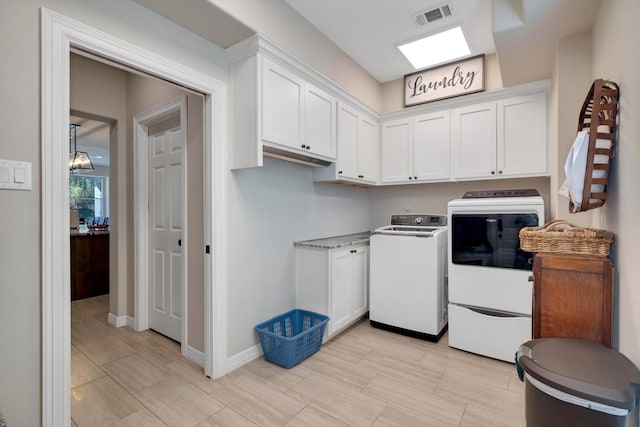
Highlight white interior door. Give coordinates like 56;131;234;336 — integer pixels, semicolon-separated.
149;116;184;342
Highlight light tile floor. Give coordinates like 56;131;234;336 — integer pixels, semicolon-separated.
71;295;525;426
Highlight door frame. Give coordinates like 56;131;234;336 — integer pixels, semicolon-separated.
41;9;228;427
133;97;188;349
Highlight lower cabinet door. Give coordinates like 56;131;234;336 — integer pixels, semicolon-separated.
330;249;353;335
351;248;369;317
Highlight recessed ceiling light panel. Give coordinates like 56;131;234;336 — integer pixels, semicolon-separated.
398;26;471;70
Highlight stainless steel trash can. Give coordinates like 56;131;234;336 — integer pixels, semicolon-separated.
517;338;640;427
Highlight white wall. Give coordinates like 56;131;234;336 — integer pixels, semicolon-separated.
551;33;594;226
211;0;382;111
227;157;370;355
369;178;551;230
591;0;640;365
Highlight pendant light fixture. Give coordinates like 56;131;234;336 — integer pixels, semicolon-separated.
69;123;94;174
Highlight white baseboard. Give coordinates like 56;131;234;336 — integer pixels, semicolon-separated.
184;345;205;367
108;313;134;328
226;344;262;373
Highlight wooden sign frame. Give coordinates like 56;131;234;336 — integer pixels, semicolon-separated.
404;54;485;107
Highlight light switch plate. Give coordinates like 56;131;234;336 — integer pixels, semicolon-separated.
0;159;32;190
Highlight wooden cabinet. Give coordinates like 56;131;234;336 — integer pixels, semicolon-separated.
452;92;547;180
70;233;109;301
296;244;369;338
314;102;379;184
532;253;613;347
381;112;450;184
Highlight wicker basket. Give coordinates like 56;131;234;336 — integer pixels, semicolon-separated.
519;220;614;257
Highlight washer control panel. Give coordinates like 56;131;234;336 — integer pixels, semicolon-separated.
390;214;447;227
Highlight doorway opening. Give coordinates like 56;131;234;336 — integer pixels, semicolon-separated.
41;9;228;426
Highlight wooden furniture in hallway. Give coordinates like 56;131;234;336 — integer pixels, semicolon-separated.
70;232;109;300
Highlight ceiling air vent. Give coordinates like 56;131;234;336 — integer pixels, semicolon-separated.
413;4;453;26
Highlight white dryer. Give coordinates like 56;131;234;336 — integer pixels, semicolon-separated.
369;214;448;341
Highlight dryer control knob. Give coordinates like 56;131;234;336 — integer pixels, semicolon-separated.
415;216;424;224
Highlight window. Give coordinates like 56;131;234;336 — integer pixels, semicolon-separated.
69;175;109;221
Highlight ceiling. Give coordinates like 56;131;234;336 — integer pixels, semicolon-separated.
285;0;496;83
285;0;601;85
134;0;601;86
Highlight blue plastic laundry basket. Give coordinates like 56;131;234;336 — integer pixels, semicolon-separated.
255;309;329;369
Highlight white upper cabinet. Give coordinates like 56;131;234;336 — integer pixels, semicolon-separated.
262;59;304;148
497;92;548;177
381;118;413;183
413;111;451;181
262;58;336;159
451;92;548;180
381;111;450;184
226;36;339;169
335;105;359;178
451;102;497;180
358;115;379;182
314;102;379;184
304;83;337;158
227;36;549;181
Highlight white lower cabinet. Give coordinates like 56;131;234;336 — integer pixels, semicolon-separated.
296;244;369;338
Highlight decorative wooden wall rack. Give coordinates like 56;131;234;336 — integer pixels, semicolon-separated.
570;79;619;213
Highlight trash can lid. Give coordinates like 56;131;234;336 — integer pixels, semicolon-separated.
518;338;640;411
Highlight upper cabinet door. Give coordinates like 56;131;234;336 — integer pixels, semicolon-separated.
305;84;337;158
358;116;379;183
413;111;451;181
381;118;413;183
336;103;359;179
497;93;548;177
451;102;497;180
261;59;304;149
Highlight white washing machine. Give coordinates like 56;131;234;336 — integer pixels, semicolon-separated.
369;214;448;341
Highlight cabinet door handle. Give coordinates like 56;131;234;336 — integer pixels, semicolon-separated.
498;170;503;174
491;171;496;175
178;239;181;247
408;176;412;180
414;176;417;180
301;144;306;149
350;249;357;254
306;145;311;150
358;174;364;178
528;275;534;282
338;170;343;174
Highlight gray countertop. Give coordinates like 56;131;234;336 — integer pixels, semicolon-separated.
294;232;371;249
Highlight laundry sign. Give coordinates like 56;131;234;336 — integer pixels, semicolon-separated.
404;55;484;107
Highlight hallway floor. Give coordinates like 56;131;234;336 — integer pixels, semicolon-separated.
71;295;525;426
